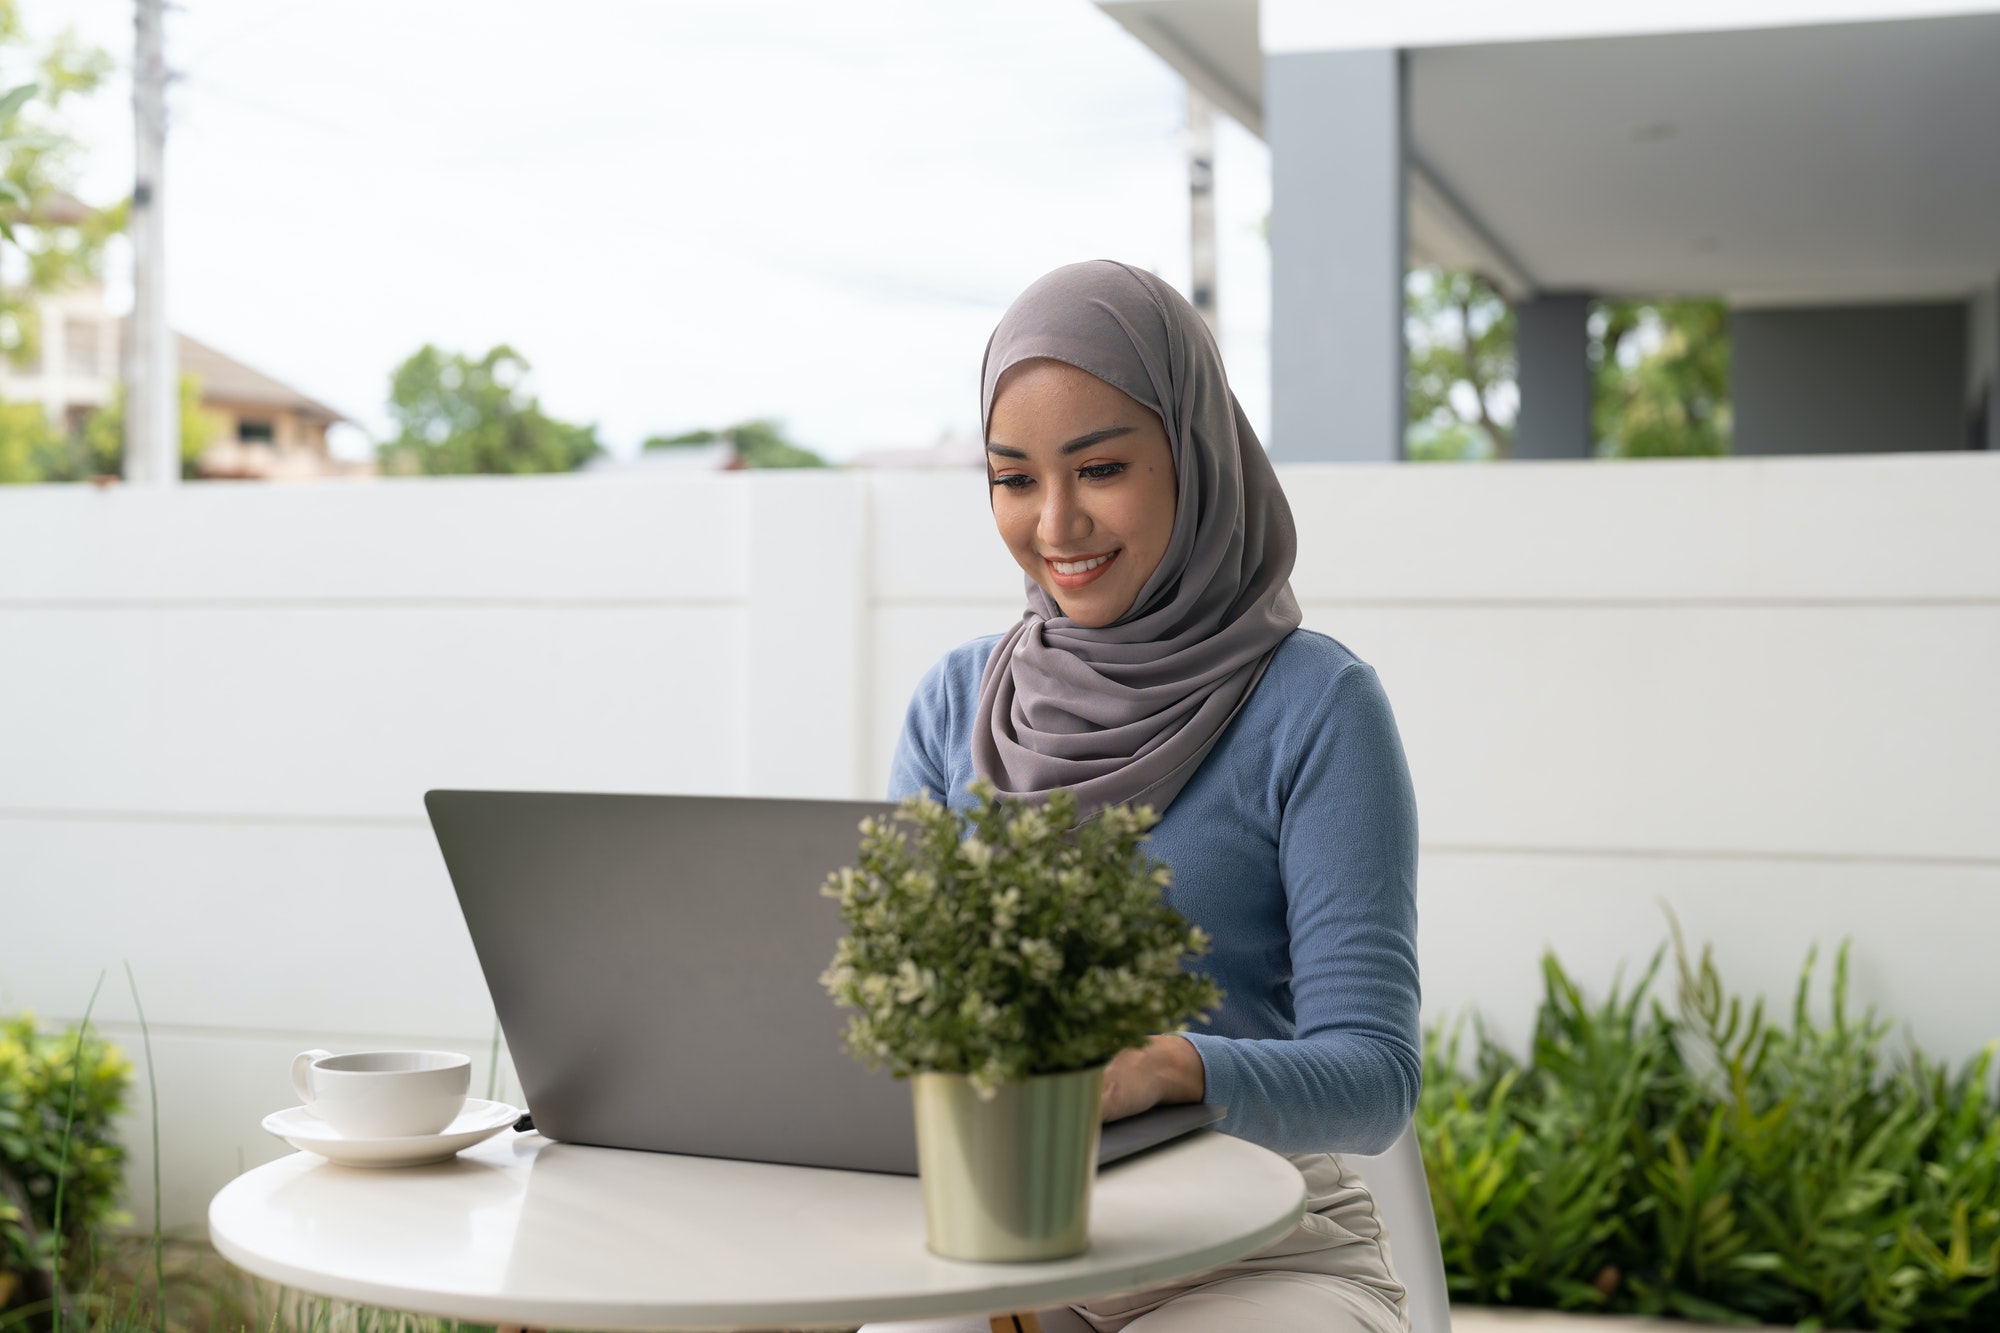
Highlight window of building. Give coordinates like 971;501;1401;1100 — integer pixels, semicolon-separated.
237;419;276;443
65;321;102;378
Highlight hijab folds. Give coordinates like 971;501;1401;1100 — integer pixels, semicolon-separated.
972;260;1302;816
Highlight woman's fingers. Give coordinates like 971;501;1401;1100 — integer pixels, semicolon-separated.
1100;1045;1159;1122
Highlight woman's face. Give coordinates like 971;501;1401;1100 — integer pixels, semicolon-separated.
986;358;1177;628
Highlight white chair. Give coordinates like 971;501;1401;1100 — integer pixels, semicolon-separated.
1345;1120;1451;1333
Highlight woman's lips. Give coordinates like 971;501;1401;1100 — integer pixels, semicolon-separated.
1045;549;1119;590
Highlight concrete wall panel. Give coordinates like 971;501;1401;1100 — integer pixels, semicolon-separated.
1419;849;2000;1064
1281;454;2000;600
0;818;483;1036
0;457;1993;1232
0;474;746;602
1317;602;2000;861
0;605;746;817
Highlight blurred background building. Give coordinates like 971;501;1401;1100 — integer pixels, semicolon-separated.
1102;0;2000;461
0;279;358;479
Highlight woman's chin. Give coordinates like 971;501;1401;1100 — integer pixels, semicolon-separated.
1050;589;1134;628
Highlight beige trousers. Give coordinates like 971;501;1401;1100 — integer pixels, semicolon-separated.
861;1151;1408;1333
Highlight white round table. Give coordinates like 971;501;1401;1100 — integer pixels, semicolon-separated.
209;1129;1304;1332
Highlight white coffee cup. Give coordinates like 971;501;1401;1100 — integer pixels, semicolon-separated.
290;1049;471;1139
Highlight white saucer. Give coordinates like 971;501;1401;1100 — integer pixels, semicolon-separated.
263;1098;522;1168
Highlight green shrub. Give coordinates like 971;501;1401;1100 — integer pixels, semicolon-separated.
0;1014;132;1320
1422;927;2000;1330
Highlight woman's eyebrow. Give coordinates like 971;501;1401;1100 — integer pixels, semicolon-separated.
1060;426;1134;455
985;426;1136;460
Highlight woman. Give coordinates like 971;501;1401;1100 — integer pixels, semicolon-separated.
870;261;1420;1332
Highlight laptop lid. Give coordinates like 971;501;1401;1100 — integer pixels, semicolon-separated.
427;789;1222;1175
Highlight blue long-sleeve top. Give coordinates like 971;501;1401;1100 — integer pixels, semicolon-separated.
888;627;1421;1156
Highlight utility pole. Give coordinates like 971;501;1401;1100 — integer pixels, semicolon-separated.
126;0;177;485
1186;85;1218;339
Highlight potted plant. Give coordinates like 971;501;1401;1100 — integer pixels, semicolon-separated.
820;781;1222;1261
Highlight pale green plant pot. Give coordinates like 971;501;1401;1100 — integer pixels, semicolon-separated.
910;1065;1105;1262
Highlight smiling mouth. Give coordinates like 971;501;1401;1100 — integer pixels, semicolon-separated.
1045;550;1119;590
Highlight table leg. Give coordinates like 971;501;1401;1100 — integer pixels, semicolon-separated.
990;1315;1044;1333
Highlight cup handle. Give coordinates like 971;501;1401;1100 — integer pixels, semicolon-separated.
292;1049;333;1109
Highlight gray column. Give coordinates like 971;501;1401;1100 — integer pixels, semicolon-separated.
1513;294;1593;459
1974;277;1999;451
1267;48;1405;463
1991;278;2000;453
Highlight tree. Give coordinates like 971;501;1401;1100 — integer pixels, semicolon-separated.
0;6;124;484
0;399;56;481
644;418;828;469
0;3;124;371
1592;299;1731;456
378;344;603;475
1406;268;1516;460
1405;267;1733;459
57;374;219;480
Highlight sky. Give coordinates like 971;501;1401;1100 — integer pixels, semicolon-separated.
26;0;1273;462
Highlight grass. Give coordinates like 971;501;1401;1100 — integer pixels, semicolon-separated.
50;974;106;1333
22;1236;495;1333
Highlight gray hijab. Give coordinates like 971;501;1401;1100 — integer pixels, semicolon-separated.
972;260;1301;815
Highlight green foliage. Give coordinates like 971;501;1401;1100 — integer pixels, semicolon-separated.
5;378;219;485
378;344;602;476
0;399;63;483
68;378;218;482
821;783;1222;1096
0;1015;131;1320
1423;929;2000;1331
0;3;124;368
643;418;827;469
1592;299;1732;457
1404;267;1734;459
1405;268;1514;460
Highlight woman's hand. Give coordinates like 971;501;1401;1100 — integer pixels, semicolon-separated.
1100;1034;1206;1122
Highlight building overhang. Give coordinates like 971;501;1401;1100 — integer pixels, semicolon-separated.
1096;0;2000;304
1098;0;1265;134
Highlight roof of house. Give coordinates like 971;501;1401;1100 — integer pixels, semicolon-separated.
116;321;348;423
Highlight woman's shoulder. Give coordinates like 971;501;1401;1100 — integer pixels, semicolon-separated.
892;634;1004;799
900;633;1004;744
1228;630;1407;800
1235;628;1398;741
1258;628;1380;699
919;632;1004;701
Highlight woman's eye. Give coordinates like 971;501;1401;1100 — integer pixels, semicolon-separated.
1078;462;1126;481
990;473;1032;490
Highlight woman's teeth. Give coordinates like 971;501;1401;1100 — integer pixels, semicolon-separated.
1052;555;1112;575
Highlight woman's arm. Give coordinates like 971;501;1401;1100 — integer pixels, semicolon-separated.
1181;661;1422;1156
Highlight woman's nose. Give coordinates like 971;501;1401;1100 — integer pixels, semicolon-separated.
1038;484;1091;548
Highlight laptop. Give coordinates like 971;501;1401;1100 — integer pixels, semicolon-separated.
426;789;1225;1175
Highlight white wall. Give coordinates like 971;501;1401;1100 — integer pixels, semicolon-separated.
2;454;1995;1232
